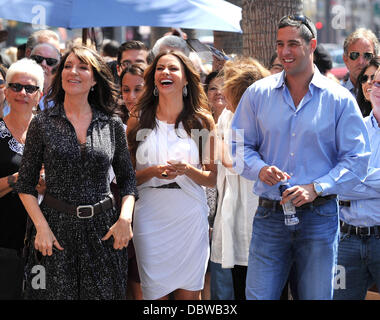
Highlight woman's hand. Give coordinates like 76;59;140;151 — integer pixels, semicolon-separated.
34;225;63;256
166;160;191;176
102;218;133;250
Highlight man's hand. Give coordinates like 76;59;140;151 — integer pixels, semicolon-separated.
259;166;290;186
280;183;318;207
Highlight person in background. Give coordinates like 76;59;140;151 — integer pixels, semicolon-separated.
0;58;45;299
203;69;234;300
30;42;61;111
342;28;379;96
0;64;7;118
212;57;270;300
268;52;283;74
334;60;380;300
128;50;216;300
151;35;190;60
25;29;61;58
114;62;146;300
17;43;26;60
16;46;138;300
355;58;380;117
101;39;120;63
116;40;148;78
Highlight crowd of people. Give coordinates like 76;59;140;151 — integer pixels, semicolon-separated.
0;14;380;301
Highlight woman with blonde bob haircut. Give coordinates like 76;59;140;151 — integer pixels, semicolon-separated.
128;50;216;300
16;46;138;300
0;58;44;299
211;57;270;299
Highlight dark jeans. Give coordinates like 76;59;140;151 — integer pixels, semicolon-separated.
0;247;24;299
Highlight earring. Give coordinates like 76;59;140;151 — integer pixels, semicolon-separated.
183;85;188;97
91;86;94;92
153;86;158;97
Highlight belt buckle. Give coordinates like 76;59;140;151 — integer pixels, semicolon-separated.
76;205;94;219
356;226;371;237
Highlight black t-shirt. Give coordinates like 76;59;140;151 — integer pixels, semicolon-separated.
0;118;27;250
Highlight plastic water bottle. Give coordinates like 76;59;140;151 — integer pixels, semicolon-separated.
279;180;299;226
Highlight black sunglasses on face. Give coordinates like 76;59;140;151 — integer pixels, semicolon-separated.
359;74;375;84
283;14;315;38
8;83;39;94
348;52;374;61
0;79;5;88
31;54;59;66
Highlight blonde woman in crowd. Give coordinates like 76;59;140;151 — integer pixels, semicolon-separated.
211;57;270;299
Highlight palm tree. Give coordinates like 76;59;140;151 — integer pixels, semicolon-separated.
242;0;303;68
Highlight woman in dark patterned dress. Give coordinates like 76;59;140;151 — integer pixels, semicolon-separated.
0;58;45;299
16;46;138;300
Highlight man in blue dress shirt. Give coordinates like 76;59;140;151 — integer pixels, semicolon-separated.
334;67;380;300
231;15;370;300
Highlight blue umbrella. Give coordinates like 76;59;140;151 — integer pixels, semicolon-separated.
0;0;242;33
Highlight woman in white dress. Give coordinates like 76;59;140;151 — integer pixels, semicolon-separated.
127;51;216;300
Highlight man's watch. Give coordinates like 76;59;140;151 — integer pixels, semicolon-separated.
313;182;323;197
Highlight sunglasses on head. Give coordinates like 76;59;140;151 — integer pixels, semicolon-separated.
359;74;375;84
30;54;59;66
348;52;374;61
8;83;39;94
283;14;315;38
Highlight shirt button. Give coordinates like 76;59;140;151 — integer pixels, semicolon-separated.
292;133;296;137
290;152;294;156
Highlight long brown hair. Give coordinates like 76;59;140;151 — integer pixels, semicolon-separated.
46;45;119;115
128;50;213;163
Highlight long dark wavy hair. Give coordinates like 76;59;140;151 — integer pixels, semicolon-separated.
128;50;213;163
46;45;120;115
356;57;380;117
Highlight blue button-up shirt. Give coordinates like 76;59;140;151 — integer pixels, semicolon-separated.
341;76;356;97
231;67;370;201
339;112;380;226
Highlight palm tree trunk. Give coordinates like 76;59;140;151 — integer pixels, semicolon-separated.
242;0;303;68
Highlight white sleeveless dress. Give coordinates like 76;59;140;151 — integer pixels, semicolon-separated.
133;119;210;300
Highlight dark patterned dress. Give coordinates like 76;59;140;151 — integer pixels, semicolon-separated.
16;104;138;300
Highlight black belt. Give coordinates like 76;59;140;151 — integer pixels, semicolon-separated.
259;194;337;211
339;200;351;207
340;220;380;237
42;193;115;219
150;182;181;189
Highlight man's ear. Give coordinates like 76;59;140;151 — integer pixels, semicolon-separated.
310;38;317;52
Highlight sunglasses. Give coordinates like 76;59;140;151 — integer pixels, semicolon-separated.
283;15;315;38
359;74;375;84
31;54;59;66
372;80;380;88
348;52;374;61
8;83;40;94
0;79;4;89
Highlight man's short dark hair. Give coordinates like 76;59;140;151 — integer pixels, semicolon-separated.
278;14;317;43
117;40;148;64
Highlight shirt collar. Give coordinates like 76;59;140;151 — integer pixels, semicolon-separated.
369;111;380;130
48;103;109;121
274;65;328;90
